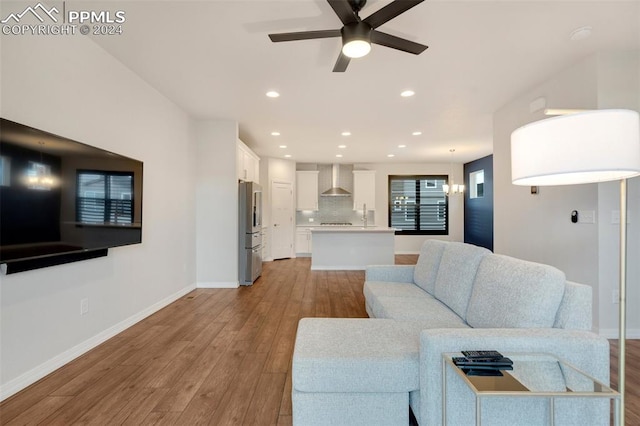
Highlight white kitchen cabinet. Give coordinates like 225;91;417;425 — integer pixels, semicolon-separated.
296;227;312;255
353;170;376;211
237;139;260;183
296;171;319;211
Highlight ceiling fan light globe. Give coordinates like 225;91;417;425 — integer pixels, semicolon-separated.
342;40;371;58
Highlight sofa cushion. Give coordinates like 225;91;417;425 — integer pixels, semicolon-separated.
433;242;490;320
364;281;434;318
375;296;469;328
466;254;566;328
364;281;433;301
293;318;420;393
413;239;447;295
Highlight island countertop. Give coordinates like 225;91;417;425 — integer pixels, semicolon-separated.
309;226;396;233
310;227;396;270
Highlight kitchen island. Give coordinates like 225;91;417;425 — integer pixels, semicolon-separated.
310;227;396;270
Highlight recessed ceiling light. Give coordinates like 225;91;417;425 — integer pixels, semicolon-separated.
400;90;415;97
284;154;292;158
266;91;280;98
271;131;281;136
336;154;343;158
338;145;347;149
570;26;592;41
341;131;351;136
412;131;422;136
398;145;407;148
279;145;287;149
387;154;395;158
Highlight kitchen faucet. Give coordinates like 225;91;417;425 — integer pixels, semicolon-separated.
362;203;367;228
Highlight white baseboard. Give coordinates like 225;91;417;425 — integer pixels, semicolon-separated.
0;283;196;402
598;328;640;339
197;281;239;288
394;251;420;255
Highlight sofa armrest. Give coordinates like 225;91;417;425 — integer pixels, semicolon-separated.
417;328;610;426
365;265;415;283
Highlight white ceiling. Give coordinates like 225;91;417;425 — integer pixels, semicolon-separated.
91;0;640;164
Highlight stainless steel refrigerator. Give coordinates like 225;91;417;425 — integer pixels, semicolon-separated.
238;181;262;285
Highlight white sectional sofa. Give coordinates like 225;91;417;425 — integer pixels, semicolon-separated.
292;240;610;425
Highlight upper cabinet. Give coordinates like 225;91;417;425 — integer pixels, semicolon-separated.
296;171;319;211
237;139;260;183
353;170;376;211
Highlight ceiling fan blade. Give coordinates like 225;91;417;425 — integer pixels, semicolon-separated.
269;29;341;42
327;0;359;25
371;30;428;55
333;52;351;72
363;0;424;29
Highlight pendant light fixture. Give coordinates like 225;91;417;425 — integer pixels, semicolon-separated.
443;148;464;196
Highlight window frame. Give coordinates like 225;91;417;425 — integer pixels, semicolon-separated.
387;174;449;235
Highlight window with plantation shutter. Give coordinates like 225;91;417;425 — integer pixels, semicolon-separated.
76;170;134;224
388;175;448;235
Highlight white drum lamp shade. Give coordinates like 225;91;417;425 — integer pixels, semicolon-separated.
510;109;640;425
511;109;640;186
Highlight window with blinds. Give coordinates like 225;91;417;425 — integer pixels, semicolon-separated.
76;171;133;224
388;175;448;235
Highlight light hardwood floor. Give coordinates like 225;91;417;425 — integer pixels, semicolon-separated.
0;255;637;425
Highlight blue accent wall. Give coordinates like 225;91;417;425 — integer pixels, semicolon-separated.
464;155;493;251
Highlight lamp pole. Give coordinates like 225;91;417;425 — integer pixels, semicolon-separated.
619;178;628;425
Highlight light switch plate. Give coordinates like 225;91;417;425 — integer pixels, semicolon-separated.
579;210;596;224
611;210;631;224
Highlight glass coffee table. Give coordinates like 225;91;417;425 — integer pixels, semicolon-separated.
442;353;619;426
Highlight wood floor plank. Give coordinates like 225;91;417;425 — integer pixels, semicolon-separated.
242;373;287;425
277;415;293;426
207;351;269;425
2;256;638;426
173;333;245;425
278;372;293;417
152;327;237;413
146;321;226;389
4;396;73;426
110;387;170;426
39;364;141;425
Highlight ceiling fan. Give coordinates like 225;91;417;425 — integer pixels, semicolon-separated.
268;0;428;72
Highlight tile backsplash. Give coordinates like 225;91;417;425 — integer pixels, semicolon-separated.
296;196;374;225
296;163;375;225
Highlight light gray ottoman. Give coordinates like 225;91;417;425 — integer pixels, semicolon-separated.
292;318;420;426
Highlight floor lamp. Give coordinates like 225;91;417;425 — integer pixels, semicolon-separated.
510;109;640;424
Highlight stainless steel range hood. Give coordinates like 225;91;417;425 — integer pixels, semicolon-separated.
321;164;351;197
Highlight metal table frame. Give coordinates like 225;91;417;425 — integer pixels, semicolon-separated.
442;352;620;426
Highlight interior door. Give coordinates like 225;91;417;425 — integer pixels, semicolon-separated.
271;181;294;260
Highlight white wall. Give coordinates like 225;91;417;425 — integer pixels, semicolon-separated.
0;34;196;398
494;56;600;327
194;120;239;288
355;162;465;253
493;52;640;335
596;51;640;337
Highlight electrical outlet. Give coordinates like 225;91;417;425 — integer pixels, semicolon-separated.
80;298;89;315
612;290;620;305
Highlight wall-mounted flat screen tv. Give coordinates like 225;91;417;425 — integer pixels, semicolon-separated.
0;118;143;273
